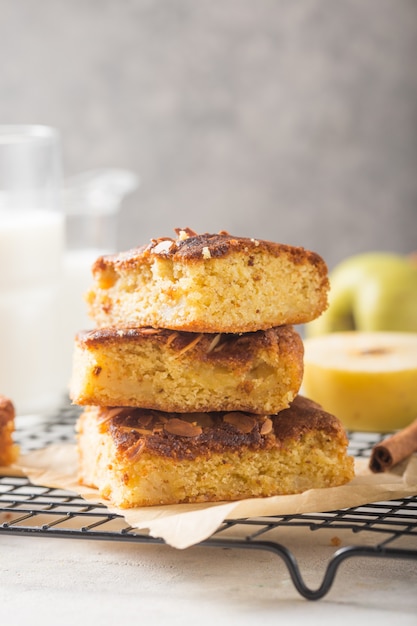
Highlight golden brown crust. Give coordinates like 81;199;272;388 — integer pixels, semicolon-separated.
75;325;301;368
92;229;328;275
93;395;348;463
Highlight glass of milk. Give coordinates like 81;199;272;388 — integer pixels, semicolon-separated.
60;168;139;388
0;125;65;416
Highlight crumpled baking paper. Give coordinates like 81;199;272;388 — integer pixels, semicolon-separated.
10;445;417;549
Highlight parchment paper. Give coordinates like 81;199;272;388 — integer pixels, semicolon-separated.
11;445;417;549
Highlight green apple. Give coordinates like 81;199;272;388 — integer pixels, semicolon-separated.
306;252;417;337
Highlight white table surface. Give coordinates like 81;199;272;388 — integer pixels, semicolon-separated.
1;523;416;625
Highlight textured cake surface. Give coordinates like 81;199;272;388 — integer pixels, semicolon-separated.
86;228;329;332
0;395;18;466
76;396;355;508
70;325;304;415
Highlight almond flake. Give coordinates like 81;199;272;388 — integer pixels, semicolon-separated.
125;439;145;460
165;331;179;347
223;412;257;434
140;327;161;335
174;334;203;358
152;239;174;254
137;413;155;428
260;417;273;435
207;334;222;353
175;227;198;240
182;412;213;428
129;427;153;436
97;407;129;423
164;418;202;437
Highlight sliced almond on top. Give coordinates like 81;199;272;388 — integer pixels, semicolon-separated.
223;412;257;434
125;439;145;460
182;412;213;428
152;239;175;254
136;413;155;428
260;417;273;435
97;407;130;423
164;418;202;437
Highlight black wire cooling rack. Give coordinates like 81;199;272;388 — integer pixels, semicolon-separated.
1;403;417;601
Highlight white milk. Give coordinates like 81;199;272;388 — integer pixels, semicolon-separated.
60;248;108;388
0;209;65;415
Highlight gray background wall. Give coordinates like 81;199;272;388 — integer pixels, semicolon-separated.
1;0;416;270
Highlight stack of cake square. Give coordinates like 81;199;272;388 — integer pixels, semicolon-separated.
70;228;354;508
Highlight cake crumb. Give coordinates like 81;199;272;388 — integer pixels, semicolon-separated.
330;536;342;547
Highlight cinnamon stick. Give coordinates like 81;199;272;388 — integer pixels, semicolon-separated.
369;417;417;473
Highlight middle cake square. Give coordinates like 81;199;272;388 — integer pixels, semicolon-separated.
70;325;304;415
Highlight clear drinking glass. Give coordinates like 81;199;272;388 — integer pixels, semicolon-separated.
0;125;65;416
59;168;139;386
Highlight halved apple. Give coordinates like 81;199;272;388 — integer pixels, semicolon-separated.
302;332;417;432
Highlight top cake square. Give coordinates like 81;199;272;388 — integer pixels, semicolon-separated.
86;228;329;333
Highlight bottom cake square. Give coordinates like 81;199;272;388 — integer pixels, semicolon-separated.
76;396;355;508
